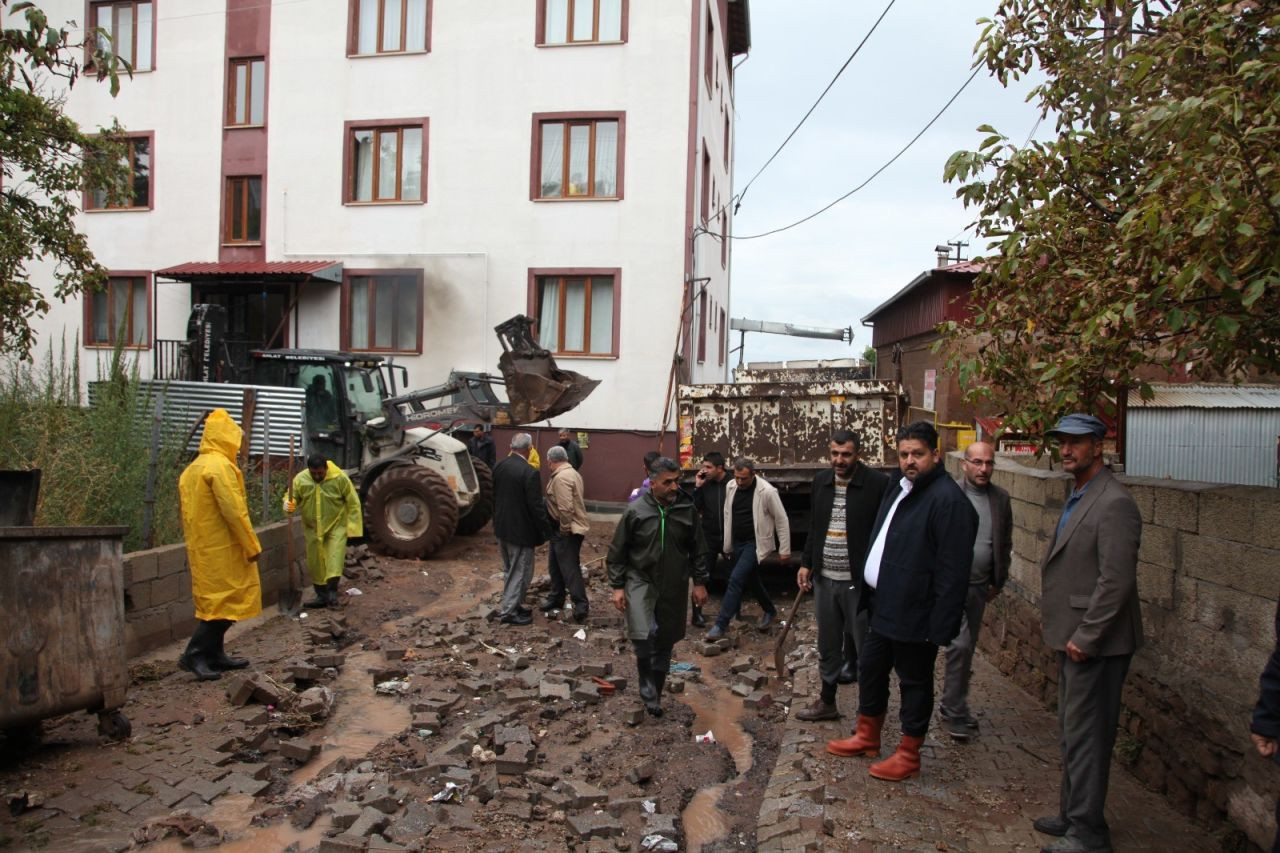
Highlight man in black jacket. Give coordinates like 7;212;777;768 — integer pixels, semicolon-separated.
691;451;729;627
827;421;977;782
557;428;584;470
795;430;889;721
492;432;551;626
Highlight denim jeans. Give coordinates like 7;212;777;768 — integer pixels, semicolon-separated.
713;541;774;630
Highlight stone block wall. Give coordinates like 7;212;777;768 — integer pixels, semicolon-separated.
950;452;1280;849
122;520;304;656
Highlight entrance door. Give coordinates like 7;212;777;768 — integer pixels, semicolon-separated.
194;283;292;350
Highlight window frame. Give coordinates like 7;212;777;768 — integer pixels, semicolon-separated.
226;57;266;128
700;142;711;224
718;307;726;366
342;117;430;205
340;269;425;354
530;111;626;202
223;175;263;245
704;7;714;96
697;289;707;364
347;0;432;57
83;271;152;349
84;131;154;212
535;0;629;46
527;268;621;359
87;0;156;72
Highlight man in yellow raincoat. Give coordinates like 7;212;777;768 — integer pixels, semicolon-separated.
285;453;363;608
177;409;263;681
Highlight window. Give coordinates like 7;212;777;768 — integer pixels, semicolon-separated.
533;114;623;200
227;58;265;126
704;8;714;93
720;210;727;267
87;135;151;210
724;112;730;164
85;275;149;347
351;0;429;55
91;1;154;71
700;144;710;223
346;119;427;203
697;289;707;363
533;272;617;356
343;272;422;353
718;307;726;366
224;176;262;243
540;0;623;44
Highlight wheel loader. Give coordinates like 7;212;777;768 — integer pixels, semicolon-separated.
182;311;598;558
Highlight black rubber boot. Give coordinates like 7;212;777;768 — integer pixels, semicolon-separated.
178;622;222;681
647;645;673;717
691;605;707;628
305;584;330;608
632;639;658;712
326;577;341;605
208;619;248;671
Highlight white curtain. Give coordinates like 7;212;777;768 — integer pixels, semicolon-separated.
353;131;374;201
538;279;560;349
540;123;563;197
564;279;586;351
249;60;265;124
350;281;369;349
130;280;148;345
568;125;589;195
589;279;613;353
395;279;419;350
406;0;427;50
357;0;378;54
593;120;617;196
400;127;422;201
599;0;622;40
382;0;403;52
377;130;398;200
544;0;568;43
136;2;153;70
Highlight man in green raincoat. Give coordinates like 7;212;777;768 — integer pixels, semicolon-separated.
285;453;363;607
608;456;709;717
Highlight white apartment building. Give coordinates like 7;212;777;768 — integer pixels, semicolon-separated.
27;0;749;497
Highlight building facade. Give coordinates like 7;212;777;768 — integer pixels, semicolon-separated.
27;0;749;496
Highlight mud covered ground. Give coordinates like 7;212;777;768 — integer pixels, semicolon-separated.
0;521;793;852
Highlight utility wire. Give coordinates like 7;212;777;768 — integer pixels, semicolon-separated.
729;65;983;241
733;0;897;214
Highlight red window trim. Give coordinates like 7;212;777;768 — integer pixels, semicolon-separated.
83;271;153;349
340;269;426;354
534;0;630;46
342;117;430;205
84;130;155;212
529;111;626;201
346;0;433;57
526;267;622;359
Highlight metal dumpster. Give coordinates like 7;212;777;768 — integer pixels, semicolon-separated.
0;525;133;739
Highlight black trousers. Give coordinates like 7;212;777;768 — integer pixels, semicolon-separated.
857;627;939;737
547;531;589;611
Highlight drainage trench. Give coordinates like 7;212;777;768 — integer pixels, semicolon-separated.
679;678;754;851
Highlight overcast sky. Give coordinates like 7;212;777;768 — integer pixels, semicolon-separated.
726;0;1043;366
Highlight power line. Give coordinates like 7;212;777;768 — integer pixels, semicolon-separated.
733;0;897;214
729;65;983;241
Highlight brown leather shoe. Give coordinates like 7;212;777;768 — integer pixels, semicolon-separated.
826;714;884;757
795;699;840;722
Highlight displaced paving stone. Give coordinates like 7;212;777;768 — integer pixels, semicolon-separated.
730;683;753;698
361;783;401;814
472;765;500;803
565;812;623;840
310;653;346;668
384;802;433;845
736;668;768;690
698;643;723;657
540;681;572;700
318;835;366;853
458;678;490;697
557;779;608;811
572;682;601;704
623;708;645;727
496;742;536;774
525;770;558;787
297;686;335;717
279;738;320;763
328;800;363;830
625;760;655;785
667;680;684;694
500;800;534;820
729;655;757;673
494;725;532;747
580;661;612;677
225;674;257;706
180;777;230;804
288;663;326;682
370;666;409;686
605;796;660;817
744;690;774;709
411;711;441;729
348;806;390;838
222;773;271;797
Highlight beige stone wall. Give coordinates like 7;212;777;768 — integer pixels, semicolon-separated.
946;452;1280;849
122;521;304;656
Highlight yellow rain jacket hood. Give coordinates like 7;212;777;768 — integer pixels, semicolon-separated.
289;460;362;584
178;409;262;621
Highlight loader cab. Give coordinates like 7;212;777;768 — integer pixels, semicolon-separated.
247;350;392;469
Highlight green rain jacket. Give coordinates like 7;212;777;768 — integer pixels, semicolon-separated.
290;461;363;540
607;489;709;645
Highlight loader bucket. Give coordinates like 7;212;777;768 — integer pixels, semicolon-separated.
498;351;601;424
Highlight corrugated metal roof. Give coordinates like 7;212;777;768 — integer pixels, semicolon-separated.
860;260;985;324
155;261;342;282
1128;384;1280;409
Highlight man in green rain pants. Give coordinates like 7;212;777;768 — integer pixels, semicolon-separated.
285;453;363;607
608;456;709;718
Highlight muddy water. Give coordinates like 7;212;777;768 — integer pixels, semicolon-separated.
680;680;755;852
149;793;332;852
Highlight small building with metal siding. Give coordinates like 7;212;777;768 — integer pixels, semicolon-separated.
1125;384;1280;487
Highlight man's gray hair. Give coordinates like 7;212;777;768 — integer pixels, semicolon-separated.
732;457;756;473
546;445;569;463
648;456;681;477
510;433;533;450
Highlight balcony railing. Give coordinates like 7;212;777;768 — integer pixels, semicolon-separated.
153;338;260;383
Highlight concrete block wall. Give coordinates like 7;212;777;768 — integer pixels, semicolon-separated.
948;452;1280;849
122;520;304;656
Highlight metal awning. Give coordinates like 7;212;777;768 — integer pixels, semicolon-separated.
154;260;343;283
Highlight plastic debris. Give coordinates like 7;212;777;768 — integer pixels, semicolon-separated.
668;662;699;673
642;800;656;814
345;587;363;596
695;730;716;744
641;835;678;851
375;680;411;695
299;612;308;619
573;628;587;641
416;729;434;738
430;782;465;803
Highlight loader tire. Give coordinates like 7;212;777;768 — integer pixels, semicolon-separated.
454;458;494;536
366;465;459;559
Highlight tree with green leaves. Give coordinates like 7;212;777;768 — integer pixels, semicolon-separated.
1;0;131;358
941;1;1279;435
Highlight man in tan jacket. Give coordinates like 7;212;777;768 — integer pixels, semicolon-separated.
542;444;590;623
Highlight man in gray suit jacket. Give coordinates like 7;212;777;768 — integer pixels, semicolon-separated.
1034;414;1143;853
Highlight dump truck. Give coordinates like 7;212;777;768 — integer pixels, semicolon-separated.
676;361;902;572
177;311;598;558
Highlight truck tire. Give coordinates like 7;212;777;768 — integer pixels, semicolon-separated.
365;465;459;558
454;458;494;535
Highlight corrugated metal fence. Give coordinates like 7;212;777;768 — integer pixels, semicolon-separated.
90;380;305;456
1126;407;1280;487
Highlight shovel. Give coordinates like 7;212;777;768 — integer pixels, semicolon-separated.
277;436;303;617
772;587;807;683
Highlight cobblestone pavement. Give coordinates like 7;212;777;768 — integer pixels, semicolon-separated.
759;613;1223;852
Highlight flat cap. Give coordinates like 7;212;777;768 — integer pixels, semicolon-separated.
1046;413;1107;438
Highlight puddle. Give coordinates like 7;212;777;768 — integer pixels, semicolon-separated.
149;793;332;852
679;680;755;851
